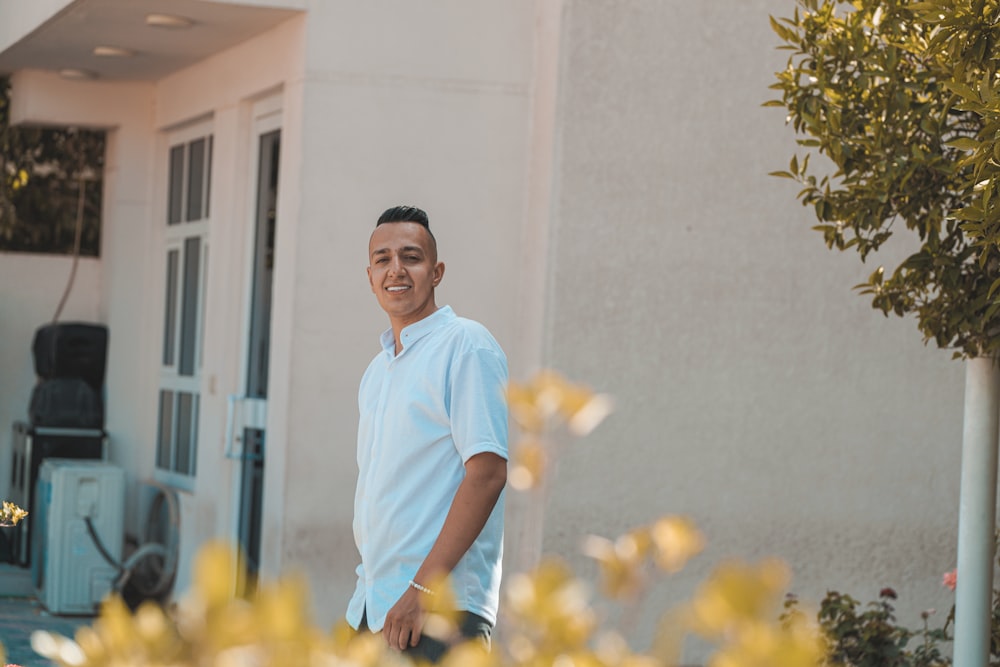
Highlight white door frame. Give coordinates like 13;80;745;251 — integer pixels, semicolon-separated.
226;93;282;575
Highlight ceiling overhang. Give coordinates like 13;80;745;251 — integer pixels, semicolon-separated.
0;0;303;82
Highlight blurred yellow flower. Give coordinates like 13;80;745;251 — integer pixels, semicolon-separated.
581;531;650;599
0;500;28;527
9;168;28;190
510;437;547;491
507;371;613;436
193;540;241;608
708;615;825;667
505;559;597;652
649;515;705;574
440;639;500;667
594;630;663;667
11;363;834;667
689;558;791;639
582;516;703;600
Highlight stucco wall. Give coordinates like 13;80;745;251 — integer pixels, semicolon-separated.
276;0;536;628
7;70;158;546
543;0;964;659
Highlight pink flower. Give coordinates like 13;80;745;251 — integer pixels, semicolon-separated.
943;568;957;591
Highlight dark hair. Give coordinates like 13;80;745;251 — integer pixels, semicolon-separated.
377;205;430;228
376;205;437;251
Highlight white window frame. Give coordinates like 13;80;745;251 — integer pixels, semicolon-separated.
154;120;213;491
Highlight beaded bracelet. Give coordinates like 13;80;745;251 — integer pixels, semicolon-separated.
408;579;435;595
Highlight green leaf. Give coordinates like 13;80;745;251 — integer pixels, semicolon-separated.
947;137;980;151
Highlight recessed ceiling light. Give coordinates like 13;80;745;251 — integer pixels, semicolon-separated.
58;68;98;80
93;46;135;58
145;13;194;29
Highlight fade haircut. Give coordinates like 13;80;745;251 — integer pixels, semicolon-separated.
375;205;437;256
377;205;430;228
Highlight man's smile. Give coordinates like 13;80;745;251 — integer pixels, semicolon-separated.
386;285;410;293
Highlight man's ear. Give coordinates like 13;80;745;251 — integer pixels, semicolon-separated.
367;265;376;293
433;262;445;287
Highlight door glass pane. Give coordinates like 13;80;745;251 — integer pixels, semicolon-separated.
186;138;205;222
163;249;178;366
199;245;209;371
247;130;280;399
179;237;201;376
176;392;193;475
168;145;184;225
156;390;174;469
205;136;213;218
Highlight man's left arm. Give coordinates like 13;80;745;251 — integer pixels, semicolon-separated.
381;451;507;650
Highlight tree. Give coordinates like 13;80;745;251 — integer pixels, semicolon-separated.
768;2;1000;665
0;76;104;256
768;0;1000;357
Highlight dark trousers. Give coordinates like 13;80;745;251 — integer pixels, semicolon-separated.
359;609;492;664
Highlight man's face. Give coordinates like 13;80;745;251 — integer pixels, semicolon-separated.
367;222;444;328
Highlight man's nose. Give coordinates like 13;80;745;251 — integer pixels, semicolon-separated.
388;255;405;273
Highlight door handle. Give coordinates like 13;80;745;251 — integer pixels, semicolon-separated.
225;395;268;460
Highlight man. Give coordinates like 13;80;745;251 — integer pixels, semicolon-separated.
347;205;509;663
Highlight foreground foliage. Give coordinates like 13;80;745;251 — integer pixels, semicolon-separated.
1;372;827;667
17;535;824;667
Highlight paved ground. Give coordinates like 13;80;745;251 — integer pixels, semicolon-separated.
0;597;90;667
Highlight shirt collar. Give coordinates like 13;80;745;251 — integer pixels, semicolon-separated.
379;305;455;355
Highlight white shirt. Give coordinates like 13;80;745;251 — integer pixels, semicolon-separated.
347;306;508;631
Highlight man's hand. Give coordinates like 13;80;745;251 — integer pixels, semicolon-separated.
383;586;426;650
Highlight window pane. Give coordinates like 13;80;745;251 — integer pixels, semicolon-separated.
191;394;199;476
156;390;174;470
176;392;195;475
199;245;209;371
186;138;205;222
163;249;178;366
179;237;201;376
205;135;213;218
168;145;184;225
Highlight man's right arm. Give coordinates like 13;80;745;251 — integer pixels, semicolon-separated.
381;451;507;650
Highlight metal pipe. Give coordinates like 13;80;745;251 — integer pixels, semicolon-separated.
954;355;1000;667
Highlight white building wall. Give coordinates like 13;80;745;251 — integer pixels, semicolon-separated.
3;17;308;595
542;0;964;659
273;0;536;627
3;70;156;533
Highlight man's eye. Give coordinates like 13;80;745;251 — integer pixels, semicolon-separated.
405;255;420;261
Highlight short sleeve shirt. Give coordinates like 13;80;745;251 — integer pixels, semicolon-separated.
347;306;509;631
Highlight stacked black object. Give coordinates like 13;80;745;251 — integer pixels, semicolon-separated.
7;322;110;566
29;322;108;428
